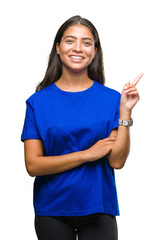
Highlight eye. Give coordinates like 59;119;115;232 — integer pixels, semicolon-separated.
83;41;92;46
65;39;74;44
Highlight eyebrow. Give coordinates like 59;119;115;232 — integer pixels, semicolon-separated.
64;35;93;41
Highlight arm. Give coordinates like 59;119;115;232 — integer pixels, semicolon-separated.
107;73;144;169
24;139;88;177
24;136;115;177
107;112;131;169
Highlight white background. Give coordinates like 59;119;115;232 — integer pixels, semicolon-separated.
1;0;165;239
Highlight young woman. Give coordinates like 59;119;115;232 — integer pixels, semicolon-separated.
21;15;143;240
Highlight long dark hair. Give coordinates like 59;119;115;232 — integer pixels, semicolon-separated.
36;15;105;92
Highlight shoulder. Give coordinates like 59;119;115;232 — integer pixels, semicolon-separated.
26;84;54;106
95;81;121;99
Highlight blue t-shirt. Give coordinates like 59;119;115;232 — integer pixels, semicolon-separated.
21;80;121;216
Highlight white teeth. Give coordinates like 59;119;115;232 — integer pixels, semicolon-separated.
70;56;83;59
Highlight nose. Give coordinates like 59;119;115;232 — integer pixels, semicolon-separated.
73;40;82;52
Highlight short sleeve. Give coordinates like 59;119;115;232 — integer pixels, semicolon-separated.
21;100;41;142
112;93;121;130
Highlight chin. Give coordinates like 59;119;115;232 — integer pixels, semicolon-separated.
65;64;89;73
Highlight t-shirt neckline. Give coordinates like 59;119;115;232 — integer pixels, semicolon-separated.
52;80;97;96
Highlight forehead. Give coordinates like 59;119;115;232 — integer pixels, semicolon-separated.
62;24;94;39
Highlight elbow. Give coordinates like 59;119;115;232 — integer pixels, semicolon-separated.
112;162;125;170
109;149;130;169
25;159;37;177
28;171;36;178
108;156;127;170
26;165;36;177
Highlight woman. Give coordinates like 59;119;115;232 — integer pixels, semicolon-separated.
21;15;143;240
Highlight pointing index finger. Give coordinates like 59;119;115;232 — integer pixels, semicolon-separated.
132;72;144;85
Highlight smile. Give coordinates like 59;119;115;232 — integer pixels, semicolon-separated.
70;55;84;60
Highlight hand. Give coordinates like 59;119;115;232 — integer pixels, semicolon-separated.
84;136;116;162
120;73;144;112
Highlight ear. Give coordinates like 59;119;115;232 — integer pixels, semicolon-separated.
93;47;97;59
56;43;60;55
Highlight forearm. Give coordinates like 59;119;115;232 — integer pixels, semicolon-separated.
108;110;131;169
26;150;89;177
109;72;143;169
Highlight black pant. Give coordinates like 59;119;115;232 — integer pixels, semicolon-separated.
35;213;118;240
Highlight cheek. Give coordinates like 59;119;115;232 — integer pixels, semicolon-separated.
85;48;95;58
59;43;72;54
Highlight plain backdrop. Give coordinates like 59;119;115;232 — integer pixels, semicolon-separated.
1;0;165;239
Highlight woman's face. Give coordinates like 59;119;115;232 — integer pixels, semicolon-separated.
56;24;97;73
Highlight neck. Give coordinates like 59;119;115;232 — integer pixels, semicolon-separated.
58;67;92;88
